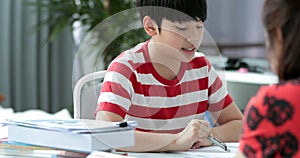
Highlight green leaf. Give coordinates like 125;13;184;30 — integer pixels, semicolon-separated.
26;0;147;68
49;18;70;42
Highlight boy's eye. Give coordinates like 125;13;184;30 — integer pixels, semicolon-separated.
174;25;203;31
175;26;187;30
196;25;203;29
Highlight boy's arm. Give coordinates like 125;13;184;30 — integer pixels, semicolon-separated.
205;57;243;141
96;111;212;152
210;102;243;142
236;151;246;158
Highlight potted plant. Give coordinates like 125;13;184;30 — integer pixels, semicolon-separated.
31;0;147;69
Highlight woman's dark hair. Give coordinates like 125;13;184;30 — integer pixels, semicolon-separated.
136;0;207;29
263;0;300;80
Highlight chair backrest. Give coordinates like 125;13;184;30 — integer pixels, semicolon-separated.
73;70;107;119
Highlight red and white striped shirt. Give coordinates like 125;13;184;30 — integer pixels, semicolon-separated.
96;40;233;133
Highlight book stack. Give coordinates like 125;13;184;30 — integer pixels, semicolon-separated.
0;137;90;157
0;143;88;157
5;119;136;153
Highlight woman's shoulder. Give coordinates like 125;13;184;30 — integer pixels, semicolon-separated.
250;79;300;107
260;79;300;93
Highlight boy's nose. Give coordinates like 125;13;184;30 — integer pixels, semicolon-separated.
186;32;202;46
186;38;199;48
186;28;202;41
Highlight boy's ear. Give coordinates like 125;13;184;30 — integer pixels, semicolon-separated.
143;16;158;36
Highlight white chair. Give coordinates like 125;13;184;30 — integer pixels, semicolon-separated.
73;70;107;119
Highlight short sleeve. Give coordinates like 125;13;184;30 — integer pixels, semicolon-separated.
95;61;135;118
206;58;233;112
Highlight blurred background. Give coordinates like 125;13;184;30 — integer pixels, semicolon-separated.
0;0;266;116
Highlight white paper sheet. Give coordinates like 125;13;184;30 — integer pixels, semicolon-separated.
128;143;239;158
0;107;72;139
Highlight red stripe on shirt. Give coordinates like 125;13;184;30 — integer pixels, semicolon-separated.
97;102;128;118
108;62;136;80
132;78;208;97
190;56;210;69
208;77;223;96
101;82;131;100
208;94;233;112
106;61;209;97
127;101;208;119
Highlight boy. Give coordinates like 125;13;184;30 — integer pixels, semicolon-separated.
96;0;243;152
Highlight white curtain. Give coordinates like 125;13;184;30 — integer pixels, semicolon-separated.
0;0;74;113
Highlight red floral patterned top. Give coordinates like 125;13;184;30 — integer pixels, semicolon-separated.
239;79;300;158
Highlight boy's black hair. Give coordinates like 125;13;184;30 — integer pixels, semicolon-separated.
136;0;207;29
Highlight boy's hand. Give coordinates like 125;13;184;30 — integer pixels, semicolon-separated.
174;119;211;151
191;139;213;149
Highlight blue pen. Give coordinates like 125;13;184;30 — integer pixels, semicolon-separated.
204;111;230;152
208;136;230;152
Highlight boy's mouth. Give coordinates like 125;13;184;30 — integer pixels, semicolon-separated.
181;47;196;55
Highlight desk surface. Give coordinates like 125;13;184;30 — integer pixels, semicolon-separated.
221;71;278;85
0;141;239;158
127;143;239;158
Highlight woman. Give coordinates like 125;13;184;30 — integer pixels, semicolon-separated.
237;0;300;157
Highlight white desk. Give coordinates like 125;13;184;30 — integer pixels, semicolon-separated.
223;71;278;85
207;56;278;111
220;71;278;111
89;143;239;158
127;143;239;158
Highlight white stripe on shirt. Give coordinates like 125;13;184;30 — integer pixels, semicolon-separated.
125;112;206;131
98;92;131;111
132;90;208;108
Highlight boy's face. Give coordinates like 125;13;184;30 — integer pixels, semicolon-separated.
155;18;204;61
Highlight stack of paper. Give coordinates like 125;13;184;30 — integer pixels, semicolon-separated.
5;119;136;153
